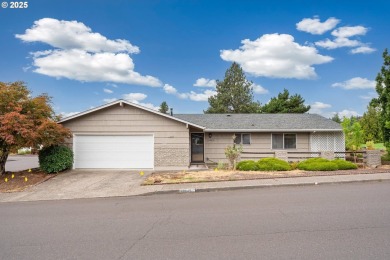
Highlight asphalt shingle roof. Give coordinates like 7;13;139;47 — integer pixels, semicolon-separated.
174;113;342;131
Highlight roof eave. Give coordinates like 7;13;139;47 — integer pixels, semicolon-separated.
57;99;206;130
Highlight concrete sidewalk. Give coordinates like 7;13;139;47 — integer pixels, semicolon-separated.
1;172;390;203
138;172;390;195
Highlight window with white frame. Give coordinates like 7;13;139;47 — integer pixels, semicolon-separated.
272;133;296;149
234;133;251;145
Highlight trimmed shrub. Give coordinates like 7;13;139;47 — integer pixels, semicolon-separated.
297;158;338;171
381;153;390;162
333;159;358;170
39;145;73;174
301;158;329;164
237;160;258;171
257;158;291;171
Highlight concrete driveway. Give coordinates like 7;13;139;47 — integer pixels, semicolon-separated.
0;170;152;202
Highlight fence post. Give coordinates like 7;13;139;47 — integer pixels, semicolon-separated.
274;150;288;161
320;151;335;160
364;150;382;168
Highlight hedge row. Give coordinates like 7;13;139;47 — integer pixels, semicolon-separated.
237;158;291;171
297;158;357;171
237;157;357;172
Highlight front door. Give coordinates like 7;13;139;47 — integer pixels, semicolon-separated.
191;133;204;162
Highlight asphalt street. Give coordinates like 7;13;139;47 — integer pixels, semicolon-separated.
1;182;389;259
6;155;39;172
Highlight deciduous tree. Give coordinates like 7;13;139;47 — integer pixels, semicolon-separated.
0;81;71;174
341;117;364;151
359;105;382;142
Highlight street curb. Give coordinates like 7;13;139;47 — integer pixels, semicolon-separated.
139;178;390;196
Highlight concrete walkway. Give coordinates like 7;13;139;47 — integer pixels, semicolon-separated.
1;171;390;203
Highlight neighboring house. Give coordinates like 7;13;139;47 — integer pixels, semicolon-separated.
59;100;344;170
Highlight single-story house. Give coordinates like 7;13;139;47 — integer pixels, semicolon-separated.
59;99;345;170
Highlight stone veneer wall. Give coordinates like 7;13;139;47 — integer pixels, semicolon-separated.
274;151;288;161
320;151;335;160
364;150;382;168
154;147;189;167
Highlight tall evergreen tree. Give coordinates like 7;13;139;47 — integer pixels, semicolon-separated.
261;89;310;113
370;49;390;149
159;101;169;114
331;113;341;123
359;105;382;142
205;62;261;113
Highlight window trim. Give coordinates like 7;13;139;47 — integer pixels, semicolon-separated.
234;133;251;145
271;133;297;150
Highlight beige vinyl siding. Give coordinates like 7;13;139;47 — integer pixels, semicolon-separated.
204;132;310;163
61;103;190;169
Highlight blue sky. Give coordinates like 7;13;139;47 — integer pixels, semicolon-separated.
0;0;389;117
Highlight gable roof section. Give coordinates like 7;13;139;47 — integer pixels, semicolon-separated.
58;99;206;129
174;113;342;132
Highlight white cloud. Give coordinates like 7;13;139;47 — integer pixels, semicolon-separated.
16;18;139;53
122;93;158;110
106;83;118;88
60;111;79;118
309;101;332;115
163;84;178;94
351;46;376;54
163;84;216;102
315;37;361;49
103;98;117;103
338;109;360;118
220;33;333;79
122;92;147;101
314;24;374;54
193;78;217;87
251;83;268;94
360;91;378;100
311;101;332;109
103;93;158;110
103;88;113;94
296;17;340;35
186;90;217;101
17;18;161;87
332;77;376;90
131;100;159;111
30;49;161;86
331;26;368;38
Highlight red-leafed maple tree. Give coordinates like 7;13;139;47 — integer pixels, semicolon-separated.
0;81;71;175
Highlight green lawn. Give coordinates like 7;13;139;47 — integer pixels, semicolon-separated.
361;143;386;150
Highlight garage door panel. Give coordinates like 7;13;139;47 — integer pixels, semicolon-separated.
74;135;154;169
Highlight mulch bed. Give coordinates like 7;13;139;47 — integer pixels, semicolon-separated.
144;166;390;185
0;168;55;193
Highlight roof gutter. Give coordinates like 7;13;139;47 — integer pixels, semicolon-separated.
203;129;343;133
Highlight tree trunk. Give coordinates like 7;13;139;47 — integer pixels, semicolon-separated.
0;149;9;175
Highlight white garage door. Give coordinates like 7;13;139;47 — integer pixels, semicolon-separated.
74;135;154;169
